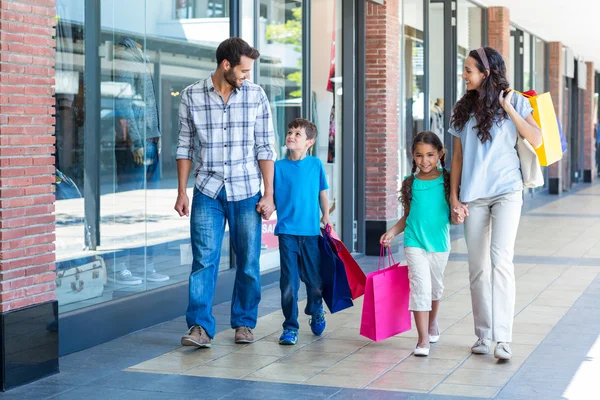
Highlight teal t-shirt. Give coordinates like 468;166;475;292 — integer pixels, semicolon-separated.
274;156;329;236
403;173;451;252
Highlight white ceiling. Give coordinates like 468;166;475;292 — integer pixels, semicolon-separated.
476;0;600;69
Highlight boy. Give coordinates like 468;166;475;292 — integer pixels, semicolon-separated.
272;118;330;345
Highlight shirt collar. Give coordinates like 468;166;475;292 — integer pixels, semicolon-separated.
206;71;242;93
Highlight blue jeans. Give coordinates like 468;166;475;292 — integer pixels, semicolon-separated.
186;187;262;338
279;235;323;331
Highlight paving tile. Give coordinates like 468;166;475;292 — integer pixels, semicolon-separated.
183;365;254;379
431;383;500;398
245;362;325;382
278;349;348;368
205;353;280;369
392;357;461;375
459;354;526;371
444;367;515;387
141;374;247;396
86;371;168;391
368;371;446;392
344;347;412;364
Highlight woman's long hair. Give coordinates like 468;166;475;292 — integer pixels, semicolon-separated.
450;47;510;144
400;131;450;212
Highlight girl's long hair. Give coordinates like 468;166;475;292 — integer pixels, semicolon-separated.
450;46;510;144
400;131;450;212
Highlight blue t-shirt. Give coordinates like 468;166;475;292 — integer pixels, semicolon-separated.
449;92;533;203
274;156;329;236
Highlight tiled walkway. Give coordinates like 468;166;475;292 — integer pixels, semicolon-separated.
2;183;600;400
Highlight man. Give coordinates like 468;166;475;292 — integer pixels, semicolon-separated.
174;38;276;347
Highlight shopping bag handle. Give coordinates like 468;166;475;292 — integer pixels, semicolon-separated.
323;224;342;253
378;245;396;271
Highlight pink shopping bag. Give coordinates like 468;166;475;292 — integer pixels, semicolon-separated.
360;246;411;342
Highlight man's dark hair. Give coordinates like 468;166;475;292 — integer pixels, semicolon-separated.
288;118;318;140
216;38;260;68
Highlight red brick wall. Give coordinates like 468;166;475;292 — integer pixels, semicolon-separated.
365;0;400;222
487;7;510;65
583;61;595;180
0;0;57;312
547;42;564;184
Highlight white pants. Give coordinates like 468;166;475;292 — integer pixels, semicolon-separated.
404;247;449;311
464;190;522;342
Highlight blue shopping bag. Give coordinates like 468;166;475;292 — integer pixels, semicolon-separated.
319;230;354;314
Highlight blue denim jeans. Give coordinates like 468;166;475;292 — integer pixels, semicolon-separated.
279;234;323;331
186;187;262;338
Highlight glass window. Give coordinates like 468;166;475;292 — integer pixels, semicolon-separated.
509;26;517;87
429;1;445;147
402;0;424;180
175;0;229;19
457;0;483;102
54;0;230;313
311;0;342;236
523;32;531;90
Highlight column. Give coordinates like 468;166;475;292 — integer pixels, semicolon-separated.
547;42;565;194
364;0;401;255
0;0;58;390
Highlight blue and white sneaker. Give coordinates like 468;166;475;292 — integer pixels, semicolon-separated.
309;306;326;336
279;329;298;345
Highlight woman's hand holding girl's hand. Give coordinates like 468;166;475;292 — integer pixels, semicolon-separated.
380;231;395;247
451;199;468;225
499;89;515;113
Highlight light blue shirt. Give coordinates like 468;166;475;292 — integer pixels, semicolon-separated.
274;156;329;236
449;92;533;203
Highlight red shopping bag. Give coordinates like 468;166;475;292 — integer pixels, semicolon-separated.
321;224;366;299
360;246;411;342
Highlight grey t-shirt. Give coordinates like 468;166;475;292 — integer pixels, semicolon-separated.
449;92;534;203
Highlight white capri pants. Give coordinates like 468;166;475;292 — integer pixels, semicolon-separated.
404;247;449;311
464;190;522;343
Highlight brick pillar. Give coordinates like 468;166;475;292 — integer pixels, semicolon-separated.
487;7;510;64
547;42;564;194
365;0;400;255
583;61;596;182
0;0;58;390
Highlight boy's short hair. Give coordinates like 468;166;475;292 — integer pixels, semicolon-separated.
216;38;260;68
288;118;318;140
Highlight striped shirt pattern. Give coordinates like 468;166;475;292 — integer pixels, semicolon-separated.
176;75;276;201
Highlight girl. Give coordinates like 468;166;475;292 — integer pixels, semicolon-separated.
449;47;542;360
380;131;458;357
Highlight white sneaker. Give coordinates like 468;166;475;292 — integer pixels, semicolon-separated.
414;345;430;357
112;269;142;285
471;338;490;355
494;342;512;360
146;271;170;282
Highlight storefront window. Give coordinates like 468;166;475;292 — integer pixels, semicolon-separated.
175;0;229;19
242;0;343;271
54;0;230;313
402;0;424;179
523;32;532;90
456;0;483;102
311;0;342;236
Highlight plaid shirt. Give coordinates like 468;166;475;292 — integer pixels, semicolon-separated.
176;74;276;201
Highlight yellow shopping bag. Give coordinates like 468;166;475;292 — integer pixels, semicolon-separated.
519;91;563;166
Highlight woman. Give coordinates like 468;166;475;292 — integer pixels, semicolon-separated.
449;47;542;360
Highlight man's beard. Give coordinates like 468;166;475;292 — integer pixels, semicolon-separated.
225;69;241;89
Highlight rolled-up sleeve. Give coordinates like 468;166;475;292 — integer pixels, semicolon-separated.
176;89;195;160
254;89;276;161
